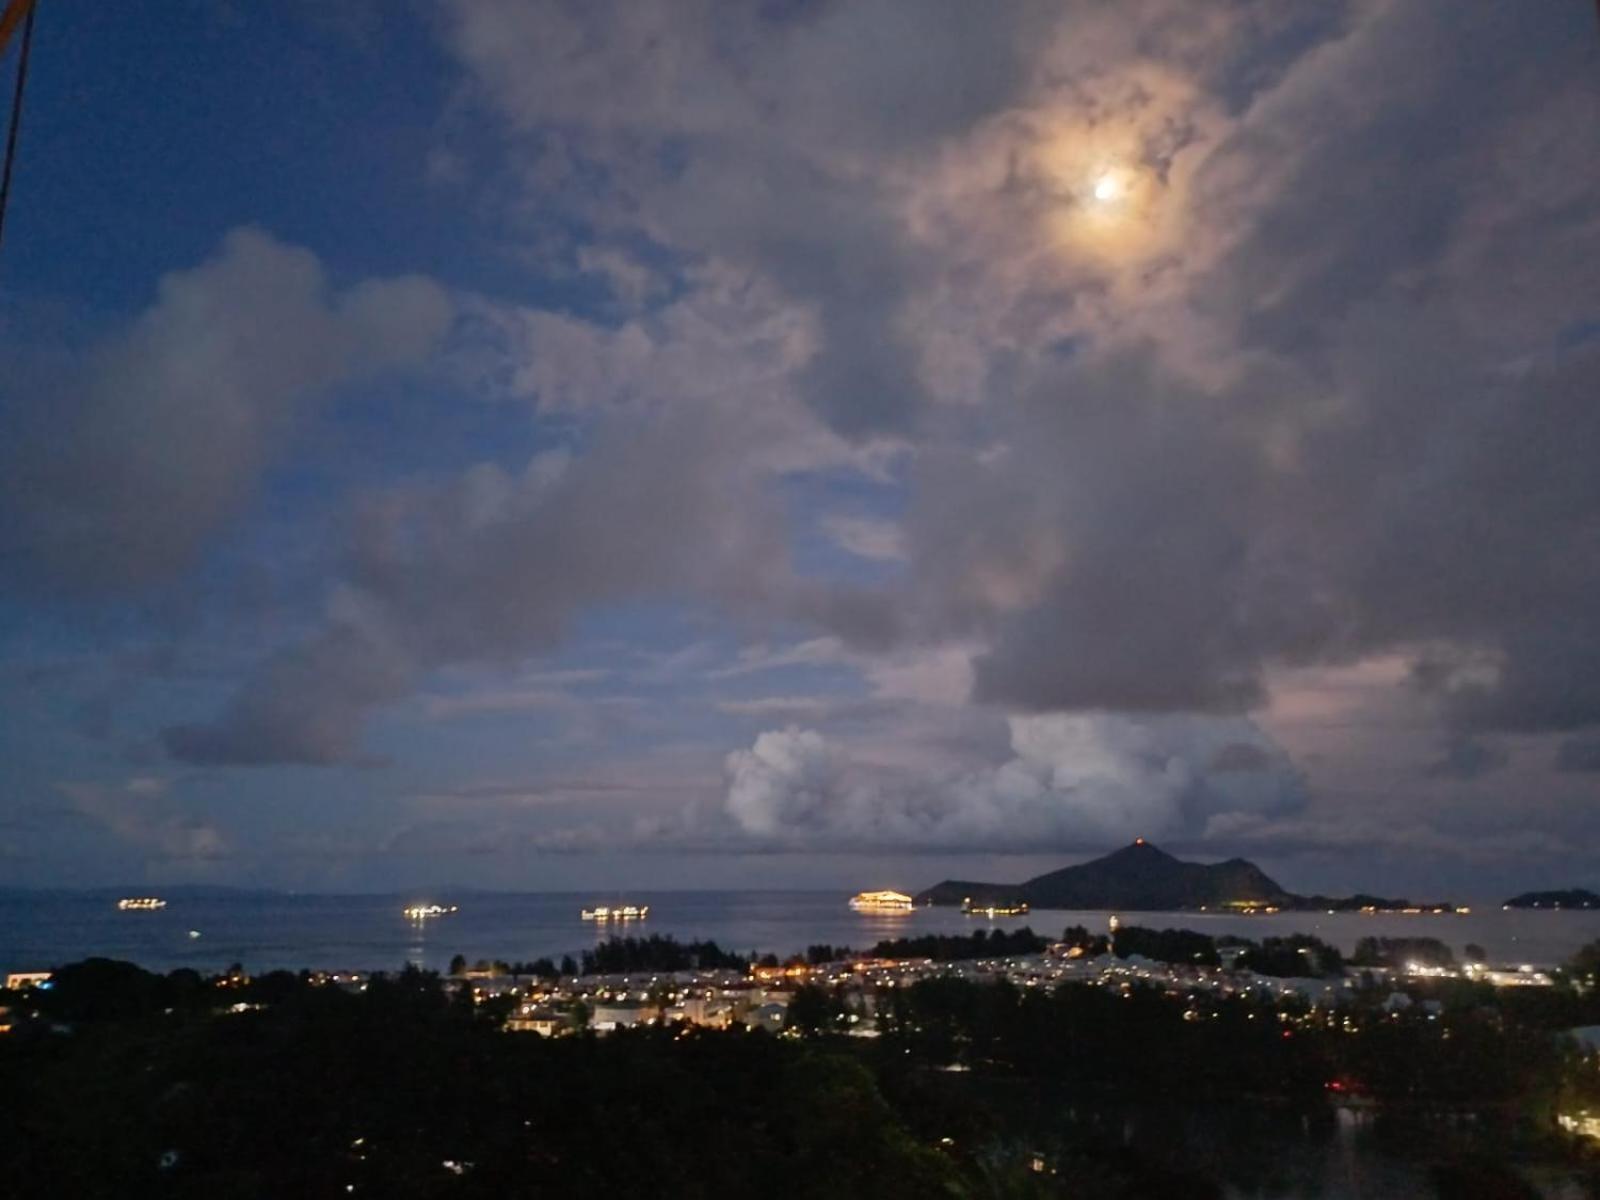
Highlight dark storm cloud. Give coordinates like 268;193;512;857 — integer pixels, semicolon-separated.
1209;742;1271;774
163;624;411;766
162;410;795;765
0;230;452;594
1556;738;1600;775
956;354;1300;715
1422;736;1509;782
929;5;1600;741
964;338;1600;737
442;0;1039;437
1422;631;1600;736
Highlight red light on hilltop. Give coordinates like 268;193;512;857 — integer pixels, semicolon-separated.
1134;838;1146;846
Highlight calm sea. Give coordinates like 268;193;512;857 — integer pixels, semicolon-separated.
3;890;1599;976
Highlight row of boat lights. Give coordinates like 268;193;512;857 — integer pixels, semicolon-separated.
115;892;974;923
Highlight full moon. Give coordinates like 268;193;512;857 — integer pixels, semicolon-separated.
1092;173;1120;202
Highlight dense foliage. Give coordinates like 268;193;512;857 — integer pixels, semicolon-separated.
448;954;560;979
5;957;1599;1197
1060;925;1111;956
868;927;1048;961
1351;937;1455;969
0;964;952;1198
580;935;748;975
1236;935;1345;979
1085;927;1345;978
1569;939;1600;985
873;975;1573;1110
1112;925;1220;967
803;943;851;965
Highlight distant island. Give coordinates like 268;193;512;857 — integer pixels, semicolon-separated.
1502;888;1600;910
915;840;1464;913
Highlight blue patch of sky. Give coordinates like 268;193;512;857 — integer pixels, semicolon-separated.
787;523;901;585
1046;334;1082;361
1555;318;1600;353
775;465;907;583
782;461;908;513
371;698;579;777
7;5;423;300
3;3;595;316
272;374;543;503
1209;6;1354;116
422;598;869;718
0;675;100;767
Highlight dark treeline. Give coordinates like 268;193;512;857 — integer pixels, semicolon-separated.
0;961;952;1198
435;928;1514;981
872;975;1579;1110
1295;893;1458;913
1111;926;1221;967
1572;939;1600;984
449;953;564;978
1061;925;1111;955
443;937;752;978
1236;934;1345;978
581;935;749;975
0;957;1284;1199
803;943;852;965
6;954;1600;1196
445;933;1600;981
1075;925;1346;978
1351;936;1455;968
867;927;1048;961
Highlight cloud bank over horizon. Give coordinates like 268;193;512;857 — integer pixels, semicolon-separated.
722;714;1305;852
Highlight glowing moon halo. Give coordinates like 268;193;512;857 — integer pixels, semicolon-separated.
1091;172;1121;203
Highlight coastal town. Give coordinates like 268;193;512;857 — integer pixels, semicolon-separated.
0;917;1569;1044
476;927;1562;1042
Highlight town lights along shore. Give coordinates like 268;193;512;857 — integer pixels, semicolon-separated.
116;897;166;911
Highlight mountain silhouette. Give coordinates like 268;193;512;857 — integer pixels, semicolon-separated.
915;840;1290;910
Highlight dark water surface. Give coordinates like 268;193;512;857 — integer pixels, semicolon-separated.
3;889;1599;975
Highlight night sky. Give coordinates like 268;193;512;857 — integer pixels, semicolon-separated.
1;1;1597;897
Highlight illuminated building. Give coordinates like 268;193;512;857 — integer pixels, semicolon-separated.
1558;1113;1600;1141
591;1001;649;1031
506;1008;566;1036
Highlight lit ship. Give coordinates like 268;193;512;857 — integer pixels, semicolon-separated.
848;890;914;913
116;897;167;911
580;905;649;921
403;904;458;920
962;898;1029;917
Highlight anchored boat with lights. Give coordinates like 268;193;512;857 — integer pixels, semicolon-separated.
403;903;458;920
116;897;167;911
848;890;914;913
962;898;1030;917
580;904;649;921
